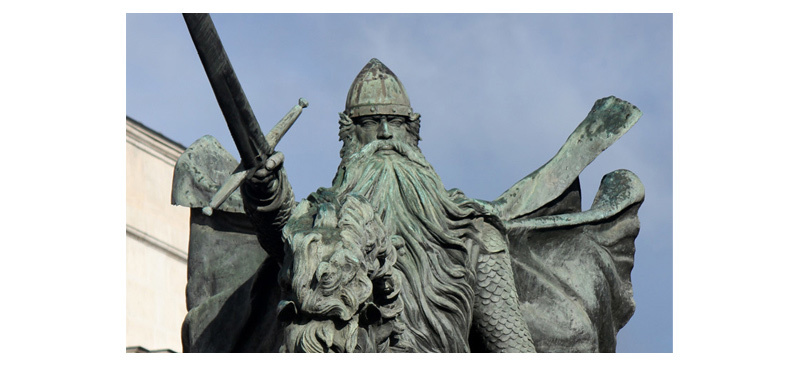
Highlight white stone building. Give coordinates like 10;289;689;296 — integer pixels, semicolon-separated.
126;117;189;353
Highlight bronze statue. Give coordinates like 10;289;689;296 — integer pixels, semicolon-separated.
172;15;644;353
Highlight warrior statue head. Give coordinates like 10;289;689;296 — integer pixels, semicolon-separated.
336;59;423;163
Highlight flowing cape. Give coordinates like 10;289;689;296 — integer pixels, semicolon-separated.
487;96;644;352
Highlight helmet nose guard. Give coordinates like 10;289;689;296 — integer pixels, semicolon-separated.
344;58;415;119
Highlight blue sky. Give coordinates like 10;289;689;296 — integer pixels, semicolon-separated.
127;13;672;353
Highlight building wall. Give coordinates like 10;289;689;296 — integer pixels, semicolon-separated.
126;118;189;352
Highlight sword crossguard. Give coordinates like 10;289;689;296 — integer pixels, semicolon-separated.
202;98;308;216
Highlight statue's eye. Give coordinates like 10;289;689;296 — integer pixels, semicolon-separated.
360;119;378;127
388;117;405;126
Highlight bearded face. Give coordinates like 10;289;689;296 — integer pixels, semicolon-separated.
334;114;431;192
330;113;481;353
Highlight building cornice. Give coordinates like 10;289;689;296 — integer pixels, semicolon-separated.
126;117;185;165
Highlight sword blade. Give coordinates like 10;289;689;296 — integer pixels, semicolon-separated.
183;13;270;169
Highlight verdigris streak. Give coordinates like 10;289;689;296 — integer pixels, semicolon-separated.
172;50;644;352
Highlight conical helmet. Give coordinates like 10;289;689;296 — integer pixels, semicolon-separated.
344;58;414;118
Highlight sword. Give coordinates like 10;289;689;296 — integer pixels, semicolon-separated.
183;13;307;216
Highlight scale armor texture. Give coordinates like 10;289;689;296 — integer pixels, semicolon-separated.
472;251;536;352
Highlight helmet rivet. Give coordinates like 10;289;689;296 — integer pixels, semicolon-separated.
392;108;397;113
370;107;375;112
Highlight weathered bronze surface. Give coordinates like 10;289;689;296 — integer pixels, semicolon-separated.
173;24;644;353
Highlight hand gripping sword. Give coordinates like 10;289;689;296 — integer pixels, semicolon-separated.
182;13;308;216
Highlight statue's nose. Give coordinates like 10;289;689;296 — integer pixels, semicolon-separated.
377;117;392;139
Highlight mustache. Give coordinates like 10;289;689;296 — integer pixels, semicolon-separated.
345;139;430;169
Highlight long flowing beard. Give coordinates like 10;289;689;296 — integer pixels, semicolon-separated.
332;139;480;352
